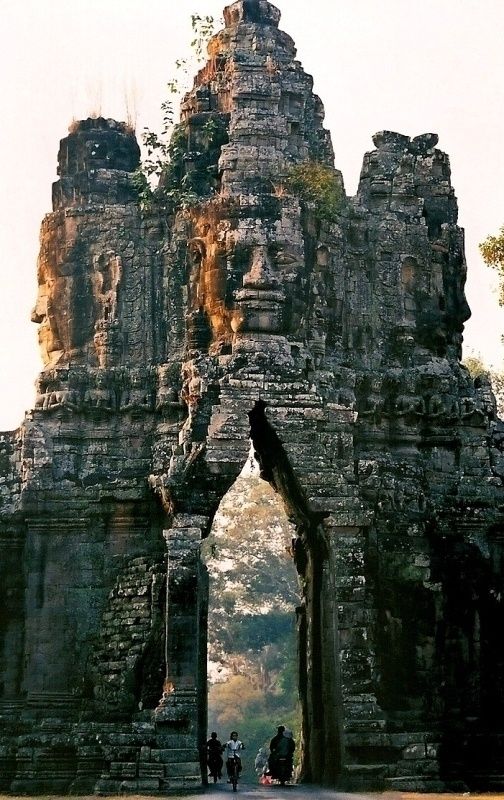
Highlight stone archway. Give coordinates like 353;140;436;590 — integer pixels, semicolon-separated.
202;450;301;783
248;401;343;784
158;386;361;788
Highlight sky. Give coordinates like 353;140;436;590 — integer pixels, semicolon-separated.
1;0;503;430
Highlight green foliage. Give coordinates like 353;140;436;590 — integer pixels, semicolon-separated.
463;354;487;379
490;371;504;418
190;14;216;60
220;611;293;653
169;116;228;199
132;13;224;214
285;160;342;223
131;167;153;211
210;675;266;728
206;474;301;783
480;225;504;305
463;353;504;418
278;652;297;697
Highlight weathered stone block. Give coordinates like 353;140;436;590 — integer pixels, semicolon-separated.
109;761;137;778
151;747;197;763
402;743;427;759
138;762;165;778
163;760;201;778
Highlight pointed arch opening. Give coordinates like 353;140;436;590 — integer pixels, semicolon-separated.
202;447;301;784
248;400;342;786
199;400;343;787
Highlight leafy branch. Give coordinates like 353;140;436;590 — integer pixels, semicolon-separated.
132;13;221;213
480;225;504;305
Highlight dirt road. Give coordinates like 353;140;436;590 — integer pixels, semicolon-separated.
2;790;502;800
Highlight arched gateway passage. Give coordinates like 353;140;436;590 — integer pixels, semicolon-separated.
161;398;348;787
199;405;344;785
1;0;504;793
248;401;343;785
203;448;301;783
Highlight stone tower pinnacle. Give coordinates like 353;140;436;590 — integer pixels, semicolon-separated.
223;0;281;27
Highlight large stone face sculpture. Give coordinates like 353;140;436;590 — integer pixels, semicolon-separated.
1;0;504;792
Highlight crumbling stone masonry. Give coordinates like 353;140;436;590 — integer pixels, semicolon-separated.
1;0;504;792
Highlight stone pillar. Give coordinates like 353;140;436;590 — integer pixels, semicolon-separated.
0;526;25;700
155;516;208;751
323;519;387;786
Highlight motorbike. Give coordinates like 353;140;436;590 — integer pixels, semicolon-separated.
270;756;293;785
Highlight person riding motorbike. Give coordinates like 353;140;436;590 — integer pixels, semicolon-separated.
269;725;285;753
224;731;245;781
268;725;284;776
268;726;295;783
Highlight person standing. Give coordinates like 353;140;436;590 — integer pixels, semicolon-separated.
254;745;269;776
206;731;223;781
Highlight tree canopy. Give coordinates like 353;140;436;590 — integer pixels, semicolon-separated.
480;225;504;305
463;353;504;418
204;474;301;782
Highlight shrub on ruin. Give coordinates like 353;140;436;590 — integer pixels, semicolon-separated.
285;160;342;223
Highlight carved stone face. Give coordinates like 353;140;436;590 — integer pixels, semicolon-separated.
32;223;94;366
95;371;108;389
31;272;62;366
232;239;311;342
445;256;471;350
233;245;285;334
418;236;471;358
188;201;309;352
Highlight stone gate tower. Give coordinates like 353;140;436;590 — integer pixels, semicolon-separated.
1;0;504;792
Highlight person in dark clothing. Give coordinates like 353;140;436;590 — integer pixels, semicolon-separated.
276;729;295;756
268;725;285;775
269;726;296;782
206;731;223;780
269;725;285;753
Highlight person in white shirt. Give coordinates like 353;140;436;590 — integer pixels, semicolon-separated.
224;730;245;780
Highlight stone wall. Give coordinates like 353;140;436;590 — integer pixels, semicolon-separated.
1;0;504;792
